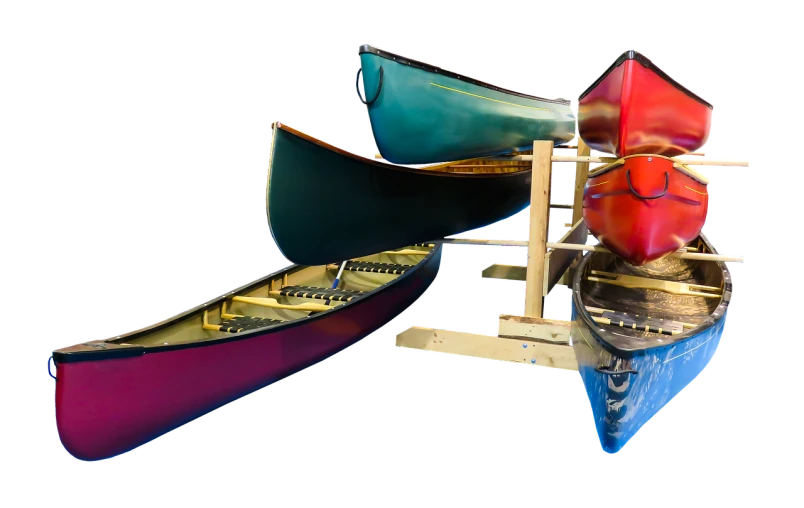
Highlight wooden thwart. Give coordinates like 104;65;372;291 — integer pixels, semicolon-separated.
588;270;723;298
381;249;429;256
232;296;332;312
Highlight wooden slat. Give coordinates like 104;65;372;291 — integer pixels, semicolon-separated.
232;296;331;312
545;242;744;262
588;270;723;298
396;327;577;370
498;315;570;344
543;219;588;296
437;238;528;247
524;141;553;318
572;139;590;224
480;263;528;282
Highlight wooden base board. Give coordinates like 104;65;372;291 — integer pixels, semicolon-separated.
396;325;577;371
498;314;571;344
481;264;526;281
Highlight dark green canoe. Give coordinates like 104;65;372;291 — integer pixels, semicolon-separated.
357;45;576;164
267;123;533;265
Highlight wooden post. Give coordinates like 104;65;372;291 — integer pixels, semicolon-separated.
572;139;590;224
524;141;553;317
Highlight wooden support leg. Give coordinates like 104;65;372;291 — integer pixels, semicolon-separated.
572;138;590;225
524;141;553;318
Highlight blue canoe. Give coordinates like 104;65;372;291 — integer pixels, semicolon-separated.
570;234;731;452
357;45;576;164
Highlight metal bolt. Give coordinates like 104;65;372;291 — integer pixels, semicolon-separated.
522;343;528;348
648;157;653;162
531;358;536;364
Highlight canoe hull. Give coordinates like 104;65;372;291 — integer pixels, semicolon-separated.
570;235;731;453
359;45;575;164
571;306;726;453
54;247;441;461
578;51;712;157
583;156;708;265
268;124;533;265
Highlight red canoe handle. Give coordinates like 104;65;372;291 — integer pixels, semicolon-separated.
626;169;668;200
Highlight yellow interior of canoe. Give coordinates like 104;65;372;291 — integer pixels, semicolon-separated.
415;150;532;174
114;245;434;348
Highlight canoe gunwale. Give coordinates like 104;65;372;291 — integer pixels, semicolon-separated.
571;233;730;358
53;246;442;364
587;154;709;185
359;44;571;106
271;123;532;179
578;50;713;109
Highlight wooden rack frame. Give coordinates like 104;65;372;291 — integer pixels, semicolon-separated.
396;140;745;370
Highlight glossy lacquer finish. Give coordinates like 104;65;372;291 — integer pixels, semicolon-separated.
571;236;731;453
267;124;533;266
53;248;441;461
578;51;712;157
359;45;575;164
583;156;708;266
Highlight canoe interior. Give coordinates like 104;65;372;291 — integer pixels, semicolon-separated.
578;237;726;350
105;246;434;349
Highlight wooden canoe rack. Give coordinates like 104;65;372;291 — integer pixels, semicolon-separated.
396;140;745;370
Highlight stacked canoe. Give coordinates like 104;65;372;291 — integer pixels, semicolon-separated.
269;46;577;265
572;51;730;452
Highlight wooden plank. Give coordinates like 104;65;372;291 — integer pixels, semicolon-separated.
498;315;570;344
482;264;526;281
545;242;744;263
543;219;588;296
486;154;748;167
524;141;553;317
396;327;577;370
572;139;590;224
436;238;528;247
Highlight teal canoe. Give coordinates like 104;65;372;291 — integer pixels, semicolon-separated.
267;123;534;265
358;45;576;164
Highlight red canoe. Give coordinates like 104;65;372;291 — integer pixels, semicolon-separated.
52;245;440;460
583;155;708;265
579;50;713;157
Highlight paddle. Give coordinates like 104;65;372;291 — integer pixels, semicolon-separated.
327;261;348;307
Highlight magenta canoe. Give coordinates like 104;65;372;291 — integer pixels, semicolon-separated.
52;245;440;460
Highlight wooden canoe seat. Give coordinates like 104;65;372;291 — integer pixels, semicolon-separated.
203;307;282;334
215;315;283;333
327;261;412;275
269;285;363;302
585;306;691;336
